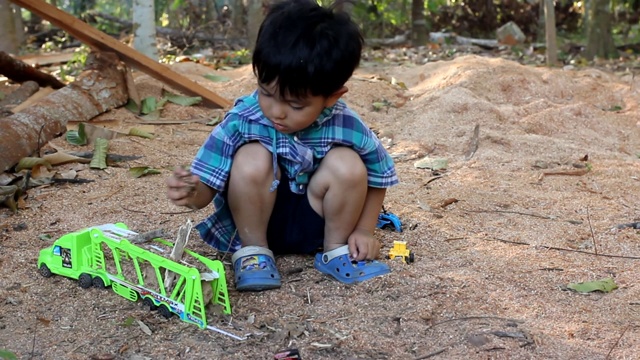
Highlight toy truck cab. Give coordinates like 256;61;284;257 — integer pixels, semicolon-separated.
37;225;103;288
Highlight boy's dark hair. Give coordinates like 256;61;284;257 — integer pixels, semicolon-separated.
252;0;364;99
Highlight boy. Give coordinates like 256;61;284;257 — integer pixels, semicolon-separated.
166;0;398;291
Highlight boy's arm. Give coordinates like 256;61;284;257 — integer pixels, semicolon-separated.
187;181;217;209
355;187;386;233
348;187;386;260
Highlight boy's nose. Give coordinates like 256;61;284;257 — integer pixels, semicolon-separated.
270;103;286;120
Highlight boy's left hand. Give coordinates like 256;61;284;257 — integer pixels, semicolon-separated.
347;228;381;261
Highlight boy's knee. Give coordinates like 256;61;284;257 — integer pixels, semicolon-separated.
323;147;367;183
231;142;274;180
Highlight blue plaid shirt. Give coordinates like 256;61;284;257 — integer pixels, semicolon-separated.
191;91;398;252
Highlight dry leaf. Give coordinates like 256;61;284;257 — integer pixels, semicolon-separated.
136;319;152;335
43;151;91;165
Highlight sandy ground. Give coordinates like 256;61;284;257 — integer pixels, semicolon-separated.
1;54;640;359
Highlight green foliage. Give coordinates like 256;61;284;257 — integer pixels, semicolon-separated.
59;46;91;82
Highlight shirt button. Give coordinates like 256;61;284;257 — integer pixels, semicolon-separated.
299;172;305;175
299;185;303;189
294;136;299;141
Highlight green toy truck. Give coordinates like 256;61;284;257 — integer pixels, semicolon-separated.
37;223;234;335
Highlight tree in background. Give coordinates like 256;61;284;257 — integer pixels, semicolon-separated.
0;0;21;54
585;0;618;59
411;0;428;46
133;0;158;60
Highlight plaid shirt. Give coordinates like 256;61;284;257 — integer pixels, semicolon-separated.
191;91;398;252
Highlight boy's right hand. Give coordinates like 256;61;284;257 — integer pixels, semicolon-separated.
166;166;200;208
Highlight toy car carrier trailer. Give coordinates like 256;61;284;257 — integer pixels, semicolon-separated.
37;223;238;337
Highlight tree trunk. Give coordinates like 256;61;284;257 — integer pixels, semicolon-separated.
246;0;265;51
0;52;129;173
12;4;25;46
132;0;158;61
229;0;244;37
0;0;19;54
411;0;427;46
585;0;618;59
544;0;557;66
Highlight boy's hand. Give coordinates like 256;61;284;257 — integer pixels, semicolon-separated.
166;166;200;208
347;228;381;261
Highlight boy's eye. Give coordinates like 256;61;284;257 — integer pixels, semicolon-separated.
289;103;305;110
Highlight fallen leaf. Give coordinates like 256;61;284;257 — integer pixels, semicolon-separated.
36;316;51;325
414;156;448;170
163;91;202;106
15;157;52;172
203;74;231;82
128;128;154;139
137;319;152;335
43;152;91;165
0;349;17;360
129;167;162;178
567;278;618;293
66;122;88;145
89;138;109;170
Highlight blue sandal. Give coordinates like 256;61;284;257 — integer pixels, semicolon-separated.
314;245;390;284
231;246;281;291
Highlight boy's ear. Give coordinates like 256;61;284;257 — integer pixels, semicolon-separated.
324;86;348;107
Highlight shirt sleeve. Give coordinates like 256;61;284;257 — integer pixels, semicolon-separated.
332;108;399;188
191;113;244;192
357;127;399;188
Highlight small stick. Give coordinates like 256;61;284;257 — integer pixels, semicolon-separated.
413;348;447;360
482;237;640;260
605;325;630;360
586;206;598;255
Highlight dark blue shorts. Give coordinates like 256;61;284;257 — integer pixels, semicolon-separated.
266;175;325;255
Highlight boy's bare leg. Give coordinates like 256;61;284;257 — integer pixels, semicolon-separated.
227;142;278;248
307;147;368;251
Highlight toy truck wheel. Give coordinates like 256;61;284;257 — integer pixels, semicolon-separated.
78;273;93;289
408;252;415;263
142;297;158;311
39;264;53;278
92;276;106;289
158;304;172;319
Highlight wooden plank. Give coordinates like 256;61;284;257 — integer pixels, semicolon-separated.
17;52;75;67
9;0;232;109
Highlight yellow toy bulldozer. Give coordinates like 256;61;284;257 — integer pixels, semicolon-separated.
387;241;414;264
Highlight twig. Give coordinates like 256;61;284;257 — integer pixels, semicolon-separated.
586;207;598;255
463;208;554;220
605;325;630;360
425;315;524;331
482;237;640;260
160;209;197;215
422;175;444;187
413;348;447;360
29;316;38;360
538;168;590;182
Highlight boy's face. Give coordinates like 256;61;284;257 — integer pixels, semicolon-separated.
257;81;346;134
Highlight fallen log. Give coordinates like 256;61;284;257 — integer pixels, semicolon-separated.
0;81;40;108
0;51;66;89
0;51;129;173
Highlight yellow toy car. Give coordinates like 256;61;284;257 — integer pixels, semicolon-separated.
387;241;414;264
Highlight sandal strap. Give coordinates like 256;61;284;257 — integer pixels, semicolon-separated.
232;245;274;263
320;245;350;264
